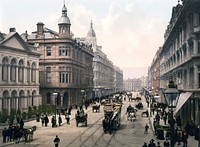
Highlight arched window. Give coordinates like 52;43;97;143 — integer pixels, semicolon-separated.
11;90;17;110
18;60;24;82
32;90;36;106
31;62;36;83
2;57;9;81
10;58;17;81
2;90;9;110
47;92;51;104
27;62;31;83
19;90;24;110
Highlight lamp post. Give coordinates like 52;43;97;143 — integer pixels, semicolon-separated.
163;78;180;147
53;92;58;127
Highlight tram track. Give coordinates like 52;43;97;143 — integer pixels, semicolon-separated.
64;115;103;147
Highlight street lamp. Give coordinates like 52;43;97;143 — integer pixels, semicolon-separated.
163;78;180;147
53;92;58;127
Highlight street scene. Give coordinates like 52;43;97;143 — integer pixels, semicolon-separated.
0;92;198;147
1;0;200;147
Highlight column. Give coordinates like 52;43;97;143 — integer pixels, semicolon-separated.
16;66;18;83
8;65;10;82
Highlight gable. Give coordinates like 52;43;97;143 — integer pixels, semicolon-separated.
1;32;29;52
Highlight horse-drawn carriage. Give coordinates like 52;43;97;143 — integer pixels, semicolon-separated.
9;124;36;143
75;110;87;127
135;102;143;109
102;102;121;134
126;105;137;121
92;102;100;112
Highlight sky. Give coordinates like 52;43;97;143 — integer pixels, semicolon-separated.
0;0;179;79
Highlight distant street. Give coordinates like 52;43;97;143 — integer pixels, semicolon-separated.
0;92;157;147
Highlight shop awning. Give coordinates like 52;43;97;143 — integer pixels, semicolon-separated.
174;92;193;116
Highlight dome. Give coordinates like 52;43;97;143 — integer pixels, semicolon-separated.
87;21;96;38
58;5;71;25
58;16;70;24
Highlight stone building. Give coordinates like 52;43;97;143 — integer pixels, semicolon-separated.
123;78;142;92
114;66;123;93
149;47;161;96
81;21;123;98
160;0;200;125
26;4;94;108
0;28;41;113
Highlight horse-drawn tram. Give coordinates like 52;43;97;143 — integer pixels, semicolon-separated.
102;102;122;134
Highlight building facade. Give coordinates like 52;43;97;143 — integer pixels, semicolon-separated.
83;21;123;98
149;47;161;96
160;0;200;125
0;29;41;113
123;78;142;92
27;4;94;108
114;66;123;93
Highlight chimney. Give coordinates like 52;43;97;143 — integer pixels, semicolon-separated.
9;28;16;33
37;22;44;35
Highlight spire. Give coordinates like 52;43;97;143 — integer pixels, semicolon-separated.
87;20;96;38
58;1;70;25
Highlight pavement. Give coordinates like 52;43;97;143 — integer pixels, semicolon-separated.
147;97;198;147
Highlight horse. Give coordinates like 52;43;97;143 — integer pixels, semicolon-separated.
24;126;37;142
127;111;136;121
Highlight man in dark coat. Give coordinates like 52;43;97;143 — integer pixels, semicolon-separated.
19;119;24;129
2;127;7;143
53;135;60;147
44;115;49;127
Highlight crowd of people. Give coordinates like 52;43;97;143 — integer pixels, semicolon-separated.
2;118;24;143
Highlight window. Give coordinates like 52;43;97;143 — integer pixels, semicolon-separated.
59;46;71;56
2;58;8;81
46;46;51;56
31;62;36;83
18;60;24;82
10;59;16;81
46;67;51;83
59;66;71;83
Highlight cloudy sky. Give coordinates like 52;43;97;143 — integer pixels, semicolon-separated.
0;0;179;79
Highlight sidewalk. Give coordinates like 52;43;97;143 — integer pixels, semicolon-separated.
147;100;198;147
0;105;92;146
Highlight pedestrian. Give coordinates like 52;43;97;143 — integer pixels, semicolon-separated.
19;118;24;129
53;135;60;147
144;123;149;135
65;113;70;124
44;114;49;127
182;132;188;147
58;115;62;126
163;114;167;125
41;114;44;126
148;139;156;147
52;116;55;127
2;127;7;143
156;141;161;147
163;140;170;147
142;142;148;147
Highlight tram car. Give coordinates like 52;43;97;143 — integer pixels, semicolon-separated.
102;102;122;133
